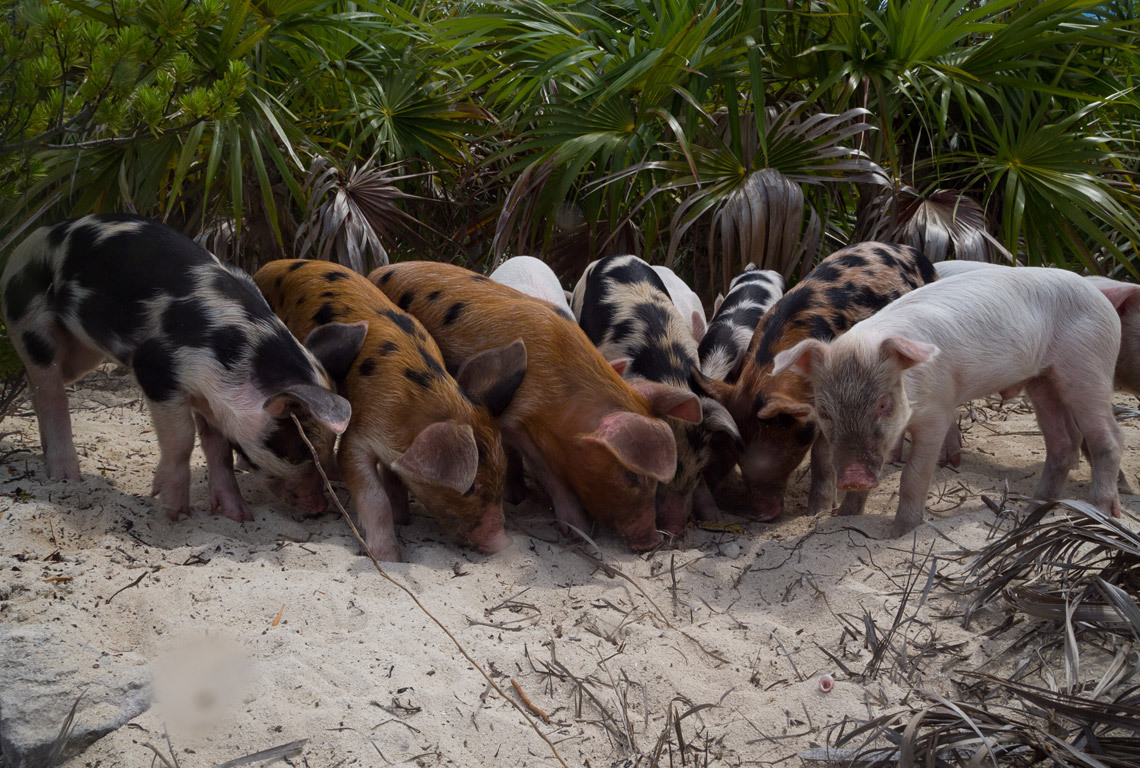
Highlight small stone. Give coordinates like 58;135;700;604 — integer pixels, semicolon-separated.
0;625;153;766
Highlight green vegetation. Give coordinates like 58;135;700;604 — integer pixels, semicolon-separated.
1;0;1138;296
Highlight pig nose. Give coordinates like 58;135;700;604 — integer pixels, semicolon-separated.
295;492;328;515
837;465;879;491
625;527;663;551
749;496;784;521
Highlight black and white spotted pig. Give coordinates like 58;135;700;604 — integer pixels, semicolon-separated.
699;264;785;382
0;215;355;521
571;255;740;535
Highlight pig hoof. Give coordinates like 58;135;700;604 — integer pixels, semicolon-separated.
47;461;82;482
364;534;402;562
212;495;254;523
164;504;191;522
891;517;923;537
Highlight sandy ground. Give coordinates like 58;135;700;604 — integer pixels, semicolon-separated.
1;368;1138;768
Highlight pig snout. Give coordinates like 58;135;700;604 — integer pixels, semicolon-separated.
836;464;879;491
622;514;664;551
273;472;329;515
468;504;513;555
656;489;693;538
746;492;784;522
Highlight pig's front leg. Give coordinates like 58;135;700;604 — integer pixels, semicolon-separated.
507;430;591;538
340;442;402;562
380;466;411;525
146;399;197;521
692;479;722;522
25;363;81;481
892;414;950;536
194;414;253;522
806;433;836;516
1025;378;1081;503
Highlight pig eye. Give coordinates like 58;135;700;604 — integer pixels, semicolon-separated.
625;470;641;488
875;395;893;418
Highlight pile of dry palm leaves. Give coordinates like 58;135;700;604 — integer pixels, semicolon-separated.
815;499;1140;766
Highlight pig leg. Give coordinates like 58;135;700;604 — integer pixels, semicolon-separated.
147;399;197;521
893;414;952;535
1024;377;1081;502
837;490;870;516
1051;375;1123;517
339;444;402;561
379;466;411;525
194;414;253;522
24;363;82;481
505;430;592;537
940;422;962;468
503;447;529;505
806;435;836;517
692;479;722;522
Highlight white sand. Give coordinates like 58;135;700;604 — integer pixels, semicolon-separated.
1;368;1137;767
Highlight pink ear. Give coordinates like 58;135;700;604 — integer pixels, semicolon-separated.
881;336;938;370
713;294;724;316
627;379;702;423
771;339;827;378
609;358;631;376
391;422;478;493
1098;284;1140;315
691;311;706;342
582;411;676;482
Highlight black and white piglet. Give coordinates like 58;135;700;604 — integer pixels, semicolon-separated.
1;214;357;521
571;254;739;534
698;264;784;381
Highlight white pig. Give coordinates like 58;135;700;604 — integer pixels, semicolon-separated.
489;256;575;320
774;267;1124;535
652;266;707;342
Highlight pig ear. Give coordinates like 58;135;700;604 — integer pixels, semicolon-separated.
1098;283;1140;314
757;394;813;420
713;293;724;316
303;321;368;381
880;336;938;370
564;290;574;306
627;379;702;424
691;311;706;342
456;339;527;418
581;411;676;483
391;422;478;494
700;397;742;449
771;338;828;378
609;358;631;376
263;384;353;434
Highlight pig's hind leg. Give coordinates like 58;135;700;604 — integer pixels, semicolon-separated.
18;326;103;481
1036;370;1123;517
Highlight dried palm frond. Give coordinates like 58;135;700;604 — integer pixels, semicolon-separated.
856;185;1012;263
958;499;1140;647
295;156;435;274
821;677;1140;768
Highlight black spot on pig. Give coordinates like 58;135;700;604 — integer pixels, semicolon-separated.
824;285;852;312
809;263;841;283
325;271;349;282
319;291;335;298
417;346;445;376
872;246;901;271
470;274;489;282
209;326;247;371
253;328;315;391
312;302;339;325
288;261;307;272
754;288;817;365
914;252;937;284
47;220;71;248
163;299;211;347
404;368;434;389
378;340;398;356
359;358;376;376
377;270;393;285
397;291;416;311
133;339;179;401
21;330;54;367
835;251;867;269
443;301;467;325
265;422;309;464
213;272;271;322
852;286;890;312
3;257;54;324
378;309;416;336
633;301;669;330
809;315;836;341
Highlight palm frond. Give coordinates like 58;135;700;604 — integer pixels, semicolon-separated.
857;186;1012;262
